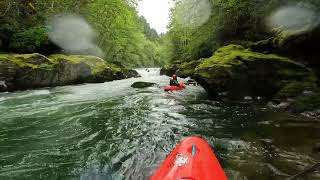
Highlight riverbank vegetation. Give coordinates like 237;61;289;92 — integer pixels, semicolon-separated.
165;0;320;63
0;0;167;67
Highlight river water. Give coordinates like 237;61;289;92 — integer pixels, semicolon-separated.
0;69;319;180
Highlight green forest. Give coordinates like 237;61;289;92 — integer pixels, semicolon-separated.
1;0;319;68
0;0;167;67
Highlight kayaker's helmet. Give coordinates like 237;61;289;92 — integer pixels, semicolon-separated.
172;74;177;80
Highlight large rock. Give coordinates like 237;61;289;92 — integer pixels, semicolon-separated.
250;30;320;82
176;59;204;78
193;44;310;100
0;53;139;92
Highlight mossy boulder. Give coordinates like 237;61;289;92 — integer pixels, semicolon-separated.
274;73;318;100
131;82;158;88
49;54;140;83
289;90;320;114
250;30;320;82
176;59;204;78
0;53;139;92
193;44;310;99
271;73;320;117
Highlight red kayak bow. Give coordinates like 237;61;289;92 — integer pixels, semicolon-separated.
164;82;186;91
151;137;227;180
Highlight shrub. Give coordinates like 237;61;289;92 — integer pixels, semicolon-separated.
9;26;49;53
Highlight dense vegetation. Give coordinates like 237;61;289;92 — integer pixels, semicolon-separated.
166;0;320;65
0;0;167;67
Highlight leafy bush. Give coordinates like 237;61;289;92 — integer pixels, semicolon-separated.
9;26;49;53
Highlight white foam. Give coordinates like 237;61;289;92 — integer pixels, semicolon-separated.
135;68;160;78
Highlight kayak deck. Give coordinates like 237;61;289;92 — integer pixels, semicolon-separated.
151;137;227;180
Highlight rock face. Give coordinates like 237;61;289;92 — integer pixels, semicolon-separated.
131;82;158;88
0;53;140;92
250;31;320;83
192;45;311;99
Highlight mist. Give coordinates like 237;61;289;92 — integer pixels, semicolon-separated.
175;0;212;28
47;14;104;58
267;5;319;35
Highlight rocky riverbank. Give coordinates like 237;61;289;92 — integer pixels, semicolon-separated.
161;44;320;119
0;53;140;92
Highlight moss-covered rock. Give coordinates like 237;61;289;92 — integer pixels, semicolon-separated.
289;90;320;114
176;59;204;78
250;29;320;82
0;53;139;92
274;73;318;100
270;72;320;117
193;44;310;99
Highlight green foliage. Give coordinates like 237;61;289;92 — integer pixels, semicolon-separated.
0;0;166;67
139;16;159;41
85;0;165;67
9;26;49;52
166;0;320;64
166;0;269;62
0;0;89;52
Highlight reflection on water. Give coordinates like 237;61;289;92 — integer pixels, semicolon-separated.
0;68;319;180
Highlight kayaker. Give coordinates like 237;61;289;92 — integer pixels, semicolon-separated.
170;74;180;86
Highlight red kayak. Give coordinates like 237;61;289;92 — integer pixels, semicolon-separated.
164;82;186;91
151;137;227;180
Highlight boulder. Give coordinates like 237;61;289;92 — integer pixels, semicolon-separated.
288;89;320;115
0;53;139;92
176;59;204;78
193;44;310;100
131;82;158;88
267;71;320;116
250;29;320;82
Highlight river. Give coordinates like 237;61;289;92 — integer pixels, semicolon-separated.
0;69;319;180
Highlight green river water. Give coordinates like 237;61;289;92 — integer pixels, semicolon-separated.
0;69;319;180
